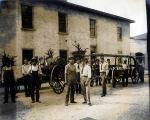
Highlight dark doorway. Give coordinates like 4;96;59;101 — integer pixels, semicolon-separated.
59;50;67;61
22;49;33;64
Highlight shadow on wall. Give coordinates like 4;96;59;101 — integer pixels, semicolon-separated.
0;1;16;50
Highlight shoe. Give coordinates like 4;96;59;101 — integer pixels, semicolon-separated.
31;101;35;103
36;100;41;103
3;101;8;104
65;103;68;106
70;101;77;103
88;103;92;106
101;94;106;97
82;101;87;104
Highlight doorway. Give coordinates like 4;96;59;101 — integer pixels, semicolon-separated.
59;50;67;61
22;49;33;64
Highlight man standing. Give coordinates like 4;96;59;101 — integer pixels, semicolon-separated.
2;62;16;103
74;58;81;94
80;58;92;106
122;60;129;87
22;59;31;97
106;59;111;84
65;57;77;106
94;59;101;86
28;57;41;103
100;58;108;97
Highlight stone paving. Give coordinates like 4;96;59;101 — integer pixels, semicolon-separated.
0;76;149;120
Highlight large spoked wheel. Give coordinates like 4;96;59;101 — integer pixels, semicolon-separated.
50;65;65;94
131;68;140;84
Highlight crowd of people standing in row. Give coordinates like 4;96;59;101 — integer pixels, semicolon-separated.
1;56;143;106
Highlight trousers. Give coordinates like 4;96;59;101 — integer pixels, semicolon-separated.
81;77;91;103
65;80;75;103
101;72;107;94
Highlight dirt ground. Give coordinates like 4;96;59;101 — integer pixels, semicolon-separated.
0;76;149;120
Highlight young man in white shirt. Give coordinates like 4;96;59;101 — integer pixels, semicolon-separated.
28;57;42;103
100;57;108;97
80;58;92;106
122;60;128;87
22;59;31;97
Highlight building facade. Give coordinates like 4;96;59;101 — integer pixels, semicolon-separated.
0;0;134;78
130;33;148;69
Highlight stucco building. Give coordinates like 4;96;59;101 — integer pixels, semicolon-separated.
0;0;134;78
130;33;148;69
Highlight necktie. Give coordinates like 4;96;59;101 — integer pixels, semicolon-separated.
78;64;79;69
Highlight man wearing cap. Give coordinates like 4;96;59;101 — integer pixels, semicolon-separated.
65;57;77;106
80;58;92;106
100;58;108;97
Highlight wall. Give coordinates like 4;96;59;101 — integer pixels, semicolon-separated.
1;1;131;78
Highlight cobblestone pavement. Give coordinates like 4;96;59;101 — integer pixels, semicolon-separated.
0;76;149;120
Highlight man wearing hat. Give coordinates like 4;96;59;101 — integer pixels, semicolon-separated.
28;57;42;103
65;57;77;106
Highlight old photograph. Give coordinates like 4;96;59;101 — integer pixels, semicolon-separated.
0;0;149;120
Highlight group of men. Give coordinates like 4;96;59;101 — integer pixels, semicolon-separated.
2;57;42;104
64;57;110;106
2;55;142;106
22;57;42;103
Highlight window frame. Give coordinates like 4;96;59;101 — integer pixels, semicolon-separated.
117;27;122;41
58;12;68;34
90;19;97;38
21;4;33;30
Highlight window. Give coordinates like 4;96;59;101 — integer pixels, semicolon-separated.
0;1;9;9
90;19;96;37
117;27;122;41
58;12;67;33
21;4;33;29
0;1;9;13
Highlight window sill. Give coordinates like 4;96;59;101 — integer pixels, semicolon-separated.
90;36;97;38
21;28;35;31
58;32;68;35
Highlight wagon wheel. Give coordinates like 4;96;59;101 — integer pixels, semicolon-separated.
131;68;139;84
50;65;65;94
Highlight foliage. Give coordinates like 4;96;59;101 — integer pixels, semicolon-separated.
72;41;88;59
0;51;16;67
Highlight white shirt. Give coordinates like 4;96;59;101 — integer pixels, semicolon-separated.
28;65;42;74
74;63;81;72
80;64;91;79
100;62;108;73
22;64;30;75
122;64;128;69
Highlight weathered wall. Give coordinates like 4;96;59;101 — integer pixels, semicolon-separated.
0;1;17;56
1;1;131;78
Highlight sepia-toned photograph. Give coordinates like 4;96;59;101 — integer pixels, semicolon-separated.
0;0;149;120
